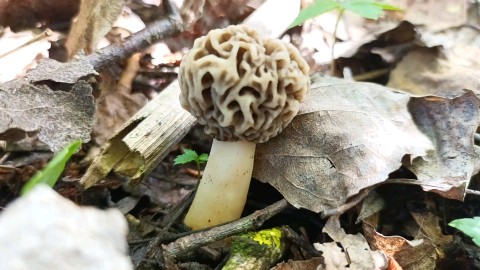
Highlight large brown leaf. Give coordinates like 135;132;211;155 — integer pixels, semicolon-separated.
253;75;433;212
254;75;480;211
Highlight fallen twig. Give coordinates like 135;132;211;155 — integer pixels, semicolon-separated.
162;199;290;262
86;0;182;69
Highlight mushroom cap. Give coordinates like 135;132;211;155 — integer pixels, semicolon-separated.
178;25;310;143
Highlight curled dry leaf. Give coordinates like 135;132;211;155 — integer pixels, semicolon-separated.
363;221;437;269
0;58;96;152
254;75;433;212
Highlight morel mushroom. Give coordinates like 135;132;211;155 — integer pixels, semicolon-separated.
178;25;310;230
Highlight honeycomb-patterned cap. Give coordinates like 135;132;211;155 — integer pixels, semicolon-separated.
178;25;310;143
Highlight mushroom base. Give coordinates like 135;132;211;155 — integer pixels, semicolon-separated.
184;139;256;230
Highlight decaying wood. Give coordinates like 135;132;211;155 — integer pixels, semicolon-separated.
81;82;196;188
80;0;301;188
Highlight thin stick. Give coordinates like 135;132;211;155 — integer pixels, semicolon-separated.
86;0;182;69
0;29;52;59
321;188;371;218
162;199;290;260
466;189;480;196
330;9;344;75
0;152;10;164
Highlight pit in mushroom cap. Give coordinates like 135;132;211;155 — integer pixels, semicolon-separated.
179;25;310;143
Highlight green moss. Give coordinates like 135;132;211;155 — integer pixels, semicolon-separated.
252;227;282;248
223;228;285;270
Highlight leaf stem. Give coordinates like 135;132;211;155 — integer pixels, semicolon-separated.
330;8;345;76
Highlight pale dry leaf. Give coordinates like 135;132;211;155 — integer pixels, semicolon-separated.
314;242;349;270
66;0;125;58
405;91;480;199
113;8;145;34
387;47;480;97
397;0;466;31
180;0;207;28
0;29;51;82
254;75;433;212
314;217;388;270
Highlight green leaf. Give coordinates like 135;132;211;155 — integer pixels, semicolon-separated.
290;0;338;27
174;149;199;165
340;0;383;19
340;0;401;20
449;217;480;247
371;2;402;11
198;153;209;163
20;140;82;195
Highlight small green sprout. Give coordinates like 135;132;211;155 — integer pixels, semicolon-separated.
21;140;82;195
290;0;401;27
174;149;209;181
449;217;480;247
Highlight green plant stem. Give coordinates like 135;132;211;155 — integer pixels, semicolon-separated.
195;160;201;182
330;9;345;76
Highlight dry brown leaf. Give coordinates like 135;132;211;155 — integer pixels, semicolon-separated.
170;0;261;51
0;0;79;31
387;47;480;97
397;0;466;31
254;75;433;212
93;53;147;145
0;58;96;152
314;217;388;270
405;91;480;199
363;221;437;270
272;257;324;270
66;0;125;58
410;212;454;258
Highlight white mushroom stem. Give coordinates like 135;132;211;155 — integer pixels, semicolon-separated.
184;139;256;230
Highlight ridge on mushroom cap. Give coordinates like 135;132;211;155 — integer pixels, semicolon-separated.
178;25;310;143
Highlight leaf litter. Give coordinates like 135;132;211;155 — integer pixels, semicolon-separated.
1;0;480;269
